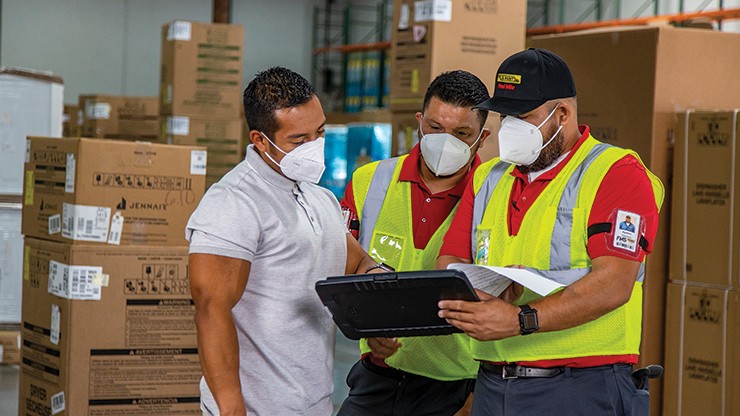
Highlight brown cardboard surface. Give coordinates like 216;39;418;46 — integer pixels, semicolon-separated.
663;282;739;416
62;105;80;138
163;116;243;165
671;110;740;288
0;330;20;364
19;238;199;416
389;0;526;112
160;21;244;119
529;27;740;414
22;137;206;246
79;96;160;142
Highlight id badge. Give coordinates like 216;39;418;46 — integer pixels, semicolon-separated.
475;228;491;265
606;209;646;259
369;232;405;267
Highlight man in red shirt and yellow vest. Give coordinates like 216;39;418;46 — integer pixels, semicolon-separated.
437;49;664;415
337;70;491;416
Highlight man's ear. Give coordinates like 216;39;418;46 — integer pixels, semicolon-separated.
558;101;574;126
250;130;268;153
477;128;492;150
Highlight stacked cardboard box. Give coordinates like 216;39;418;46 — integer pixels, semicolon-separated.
62;105;81;138
529;27;740;415
388;0;525;159
160;20;245;187
19;136;206;416
0;326;20;365
664;110;740;416
79;95;160;142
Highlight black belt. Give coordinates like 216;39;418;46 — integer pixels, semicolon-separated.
481;362;564;379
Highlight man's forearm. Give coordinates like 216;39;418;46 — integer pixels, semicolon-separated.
196;306;246;416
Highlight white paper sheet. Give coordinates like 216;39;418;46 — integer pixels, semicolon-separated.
448;264;564;297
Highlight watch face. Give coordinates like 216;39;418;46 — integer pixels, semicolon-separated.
522;313;538;329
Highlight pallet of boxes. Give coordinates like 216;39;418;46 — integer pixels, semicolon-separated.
160;20;245;188
0;67;65;367
665;109;740;416
19;135;207;415
78;95;161;143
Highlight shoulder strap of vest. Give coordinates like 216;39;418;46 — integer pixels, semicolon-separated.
358;157;402;250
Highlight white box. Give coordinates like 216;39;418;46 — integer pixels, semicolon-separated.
0;203;23;323
0;67;64;195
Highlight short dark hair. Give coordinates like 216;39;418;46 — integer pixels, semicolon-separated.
422;70;490;127
243;67;316;138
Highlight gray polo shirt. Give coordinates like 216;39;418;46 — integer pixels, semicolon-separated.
186;145;347;416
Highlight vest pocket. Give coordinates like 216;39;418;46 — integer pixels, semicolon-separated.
369;231;406;267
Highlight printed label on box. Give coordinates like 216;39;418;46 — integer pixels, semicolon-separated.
48;260;103;300
51;391;65;415
168;21;192;41
399;3;410;29
62;203;111;242
191;150;207;176
65;153;76;193
25;139;31;163
48;214;61;235
86;102;112;120
108;212;124;245
25;171;34;205
414;0;452;22
50;304;60;345
167;116;190;136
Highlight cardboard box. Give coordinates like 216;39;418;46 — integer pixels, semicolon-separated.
163;116;243;188
671;110;740;288
22;137;206;246
663;282;739;416
530;27;740;414
79;95;160;142
62;105;81;138
160;21;244;119
0;202;23;324
389;0;526;112
0;329;20;364
0;67;64;195
19;238;200;416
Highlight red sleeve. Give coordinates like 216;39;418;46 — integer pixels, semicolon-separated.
587;155;660;261
439;177;476;261
340;179;360;239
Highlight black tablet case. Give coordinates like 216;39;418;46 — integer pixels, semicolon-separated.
315;269;478;340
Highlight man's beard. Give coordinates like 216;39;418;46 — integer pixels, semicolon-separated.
518;123;564;175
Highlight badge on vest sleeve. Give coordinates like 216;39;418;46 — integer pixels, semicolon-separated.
608;209;645;258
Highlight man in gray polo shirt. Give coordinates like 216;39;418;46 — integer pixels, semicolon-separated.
187;67;382;416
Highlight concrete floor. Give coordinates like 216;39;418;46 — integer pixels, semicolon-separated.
0;338;359;416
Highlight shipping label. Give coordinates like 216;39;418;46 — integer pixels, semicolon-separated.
62;203;111;242
48;260;104;301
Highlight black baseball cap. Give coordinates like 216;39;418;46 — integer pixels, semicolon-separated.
475;48;576;116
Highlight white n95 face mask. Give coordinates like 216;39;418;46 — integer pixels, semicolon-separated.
498;105;563;166
260;132;326;183
420;129;482;177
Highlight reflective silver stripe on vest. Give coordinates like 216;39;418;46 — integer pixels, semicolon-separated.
358;158;400;251
549;143;611;271
524;267;590;286
471;163;510;260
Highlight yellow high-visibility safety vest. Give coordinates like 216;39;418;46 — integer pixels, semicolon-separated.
469;135;664;362
351;155;478;380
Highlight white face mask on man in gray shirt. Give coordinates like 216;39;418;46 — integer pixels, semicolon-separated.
259;132;326;184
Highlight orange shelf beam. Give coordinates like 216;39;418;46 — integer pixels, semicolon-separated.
527;7;740;36
313;41;391;55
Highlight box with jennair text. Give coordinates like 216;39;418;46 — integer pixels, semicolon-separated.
22;137;206;246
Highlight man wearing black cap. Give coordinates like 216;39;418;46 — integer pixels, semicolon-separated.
435;48;664;415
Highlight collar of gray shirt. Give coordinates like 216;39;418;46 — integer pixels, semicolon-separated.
245;144;297;193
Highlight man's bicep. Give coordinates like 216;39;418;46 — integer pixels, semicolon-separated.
189;253;251;309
